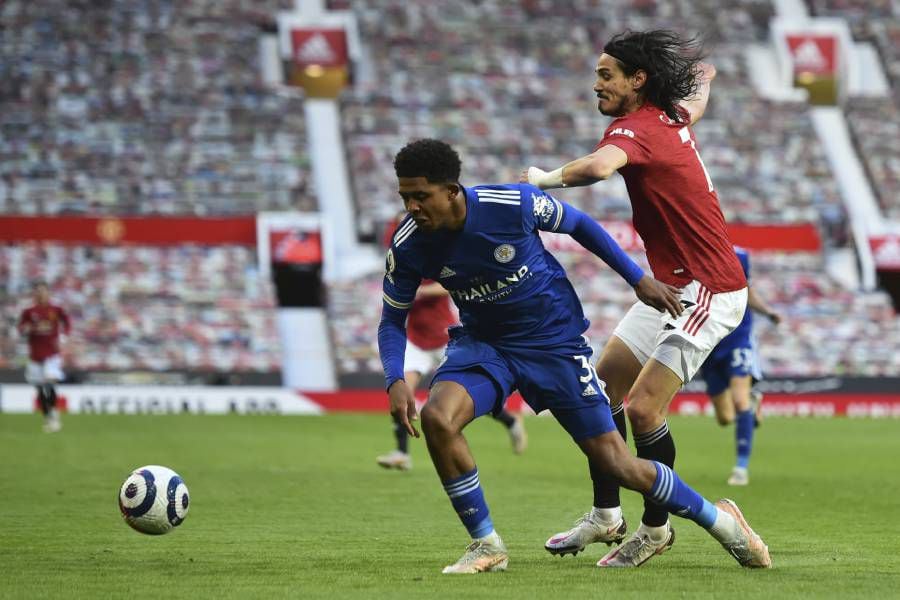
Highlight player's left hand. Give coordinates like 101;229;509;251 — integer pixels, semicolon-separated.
768;311;782;325
634;275;683;318
388;379;420;438
696;62;717;82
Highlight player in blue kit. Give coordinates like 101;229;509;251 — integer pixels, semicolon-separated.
700;247;781;486
378;139;772;574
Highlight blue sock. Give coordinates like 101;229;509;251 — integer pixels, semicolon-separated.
735;409;754;469
442;468;494;539
648;461;718;529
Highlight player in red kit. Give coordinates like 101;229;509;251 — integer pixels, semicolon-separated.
525;30;767;568
18;281;71;433
376;224;527;471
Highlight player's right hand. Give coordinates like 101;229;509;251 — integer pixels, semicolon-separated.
634;275;683;318
388;380;420;438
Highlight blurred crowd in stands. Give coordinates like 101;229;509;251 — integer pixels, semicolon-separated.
1;243;281;373
808;1;900;219
846;98;900;219
1;0;898;378
0;0;314;216
340;0;847;246
329;249;900;377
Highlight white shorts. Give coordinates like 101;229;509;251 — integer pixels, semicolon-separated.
612;281;747;384
404;341;445;376
25;355;65;385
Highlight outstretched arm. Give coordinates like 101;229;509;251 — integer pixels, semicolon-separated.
554;203;683;318
679;62;716;126
522;145;629;190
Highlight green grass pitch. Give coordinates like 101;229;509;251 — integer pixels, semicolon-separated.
2;412;899;599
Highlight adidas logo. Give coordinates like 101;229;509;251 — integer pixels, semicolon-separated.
439;266;456;278
296;33;337;63
582;383;598;397
792;39;827;70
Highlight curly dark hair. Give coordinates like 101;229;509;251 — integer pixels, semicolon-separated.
393;139;462;183
603;30;705;123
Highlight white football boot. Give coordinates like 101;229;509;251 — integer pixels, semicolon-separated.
43;409;62;433
375;450;412;471
545;513;627;556
442;536;509;574
508;415;528;455
714;499;772;568
727;466;749;486
597;523;675;567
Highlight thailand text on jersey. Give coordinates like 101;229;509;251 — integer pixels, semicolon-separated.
383;184;589;346
598;103;745;292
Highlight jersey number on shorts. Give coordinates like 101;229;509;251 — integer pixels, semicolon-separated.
573;355;599;384
730;348;754;371
678;126;714;192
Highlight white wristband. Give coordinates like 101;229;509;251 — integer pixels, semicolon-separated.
527;166;565;190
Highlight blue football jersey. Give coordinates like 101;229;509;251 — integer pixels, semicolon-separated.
382;183;589;346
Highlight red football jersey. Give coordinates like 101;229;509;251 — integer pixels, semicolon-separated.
598;103;745;292
384;217;457;351
18;304;71;361
406;282;456;351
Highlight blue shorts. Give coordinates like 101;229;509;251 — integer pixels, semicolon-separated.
700;340;760;397
431;327;615;441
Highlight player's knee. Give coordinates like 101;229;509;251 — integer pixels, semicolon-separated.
420;402;455;438
716;414;733;426
624;398;659;432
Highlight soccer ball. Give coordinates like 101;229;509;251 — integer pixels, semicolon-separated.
118;465;190;535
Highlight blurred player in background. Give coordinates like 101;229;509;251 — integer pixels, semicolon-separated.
381;138;769;574
700;246;781;486
375;276;527;471
525;30;752;567
17;281;70;433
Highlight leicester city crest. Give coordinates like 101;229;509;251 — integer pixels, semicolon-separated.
494;244;516;263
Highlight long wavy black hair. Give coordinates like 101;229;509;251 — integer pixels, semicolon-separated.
603;30;705;122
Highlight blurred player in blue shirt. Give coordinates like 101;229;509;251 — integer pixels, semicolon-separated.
378;139;771;574
700;247;781;486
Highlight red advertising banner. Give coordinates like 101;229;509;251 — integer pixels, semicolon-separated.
786;34;838;76
290;28;348;68
727;223;821;251
870;235;900;270
0;217;819;252
0;216;255;245
542;222;820;253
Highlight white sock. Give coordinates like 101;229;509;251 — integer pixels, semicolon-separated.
708;508;739;543
637;522;670;544
477;530;501;546
590;506;622;525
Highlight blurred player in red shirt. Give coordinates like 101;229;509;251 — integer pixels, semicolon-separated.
18;281;70;432
376;220;527;471
526;30;769;569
